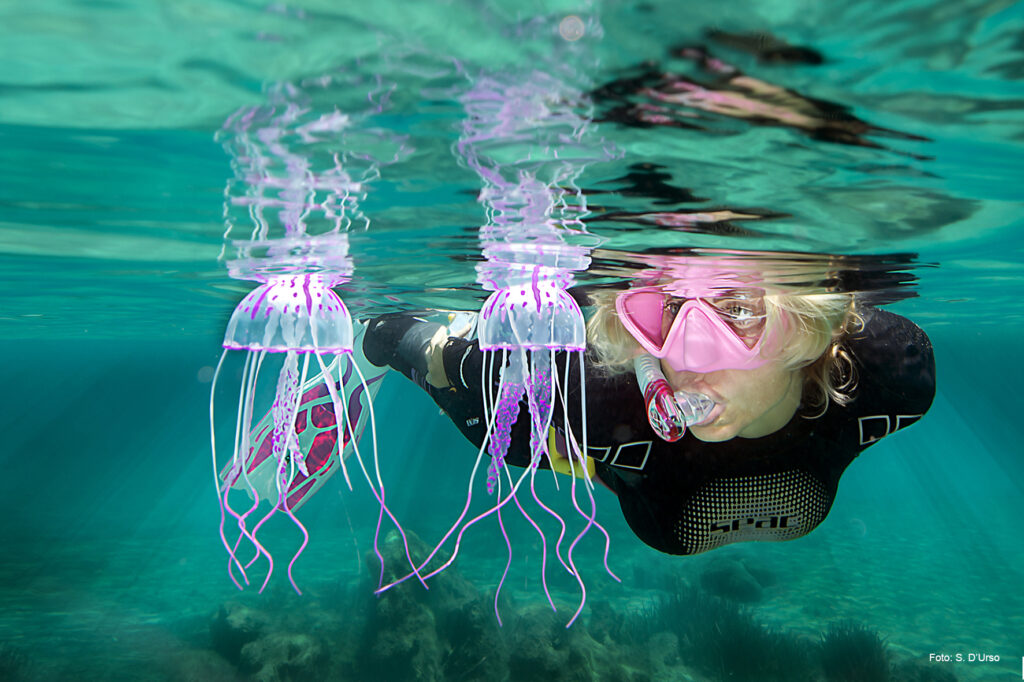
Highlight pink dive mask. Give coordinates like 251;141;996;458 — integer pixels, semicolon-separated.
615;287;774;373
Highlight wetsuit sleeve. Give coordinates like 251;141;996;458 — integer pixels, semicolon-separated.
362;315;539;468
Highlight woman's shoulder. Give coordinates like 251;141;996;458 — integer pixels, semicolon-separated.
842;306;936;429
851;306;932;351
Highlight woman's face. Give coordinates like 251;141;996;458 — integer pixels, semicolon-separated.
657;290;802;441
661;359;802;442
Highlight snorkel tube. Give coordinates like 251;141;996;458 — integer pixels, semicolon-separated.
634;354;714;441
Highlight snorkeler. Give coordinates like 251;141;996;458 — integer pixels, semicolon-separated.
361;261;934;556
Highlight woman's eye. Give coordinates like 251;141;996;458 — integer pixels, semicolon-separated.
665;299;683;315
726;303;757;320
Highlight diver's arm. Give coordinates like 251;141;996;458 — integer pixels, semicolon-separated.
363;314;542;468
363;313;444;383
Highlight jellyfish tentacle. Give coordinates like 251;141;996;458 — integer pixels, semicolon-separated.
226;480;272;589
313;352;353;490
546;352;562;493
228;351;275;584
564;455;589;627
223;483;253;589
276;353;311;594
337;359;387;587
525;349;555;467
417;438;537;583
374;421;496;593
270;351;302;496
556;357;617;561
235;354;272;575
566;430;620;583
493;473;512;626
210;349;248;588
343;359;428;589
236;487;263;572
546;360;620;627
571;450;620;581
557;359;620;584
511;470;556;612
284;508;310;595
489;344;563;623
481;348;494;434
577;349;591;486
487;350;525;494
561;445;620;626
276;350;311;499
354;358;428;588
375;361;507;594
229;352;251;490
528;457;572;577
266;355;298;586
521;346;575;578
290;354;311;447
233;350;267;505
246;499;280;593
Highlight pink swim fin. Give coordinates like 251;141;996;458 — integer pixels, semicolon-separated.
221;325;388;511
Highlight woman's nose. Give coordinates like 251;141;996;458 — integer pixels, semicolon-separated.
673;371;705;389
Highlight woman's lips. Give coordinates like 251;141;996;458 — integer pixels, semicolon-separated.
694;401;724;427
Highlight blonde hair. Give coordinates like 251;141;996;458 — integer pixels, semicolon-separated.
586;288;862;417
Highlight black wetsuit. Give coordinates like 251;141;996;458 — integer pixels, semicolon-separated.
364;307;934;556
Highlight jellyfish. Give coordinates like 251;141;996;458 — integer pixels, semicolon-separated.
208;273;427;594
375;254;620;627
476;267;623;628
354;18;619;623
371;52;621;624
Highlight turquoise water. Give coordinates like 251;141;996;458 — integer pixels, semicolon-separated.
2;1;1024;680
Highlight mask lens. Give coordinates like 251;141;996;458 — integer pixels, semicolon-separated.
704;291;766;346
617;289;671;351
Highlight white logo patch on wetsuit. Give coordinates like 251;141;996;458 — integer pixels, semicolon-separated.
858;413;924;445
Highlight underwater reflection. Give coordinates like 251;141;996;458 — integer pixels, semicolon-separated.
593;32;931;157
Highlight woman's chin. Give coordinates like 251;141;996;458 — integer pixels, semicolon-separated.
688;421;738;443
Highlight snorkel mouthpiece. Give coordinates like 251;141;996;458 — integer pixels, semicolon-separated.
674;389;715;425
634;354;715;441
